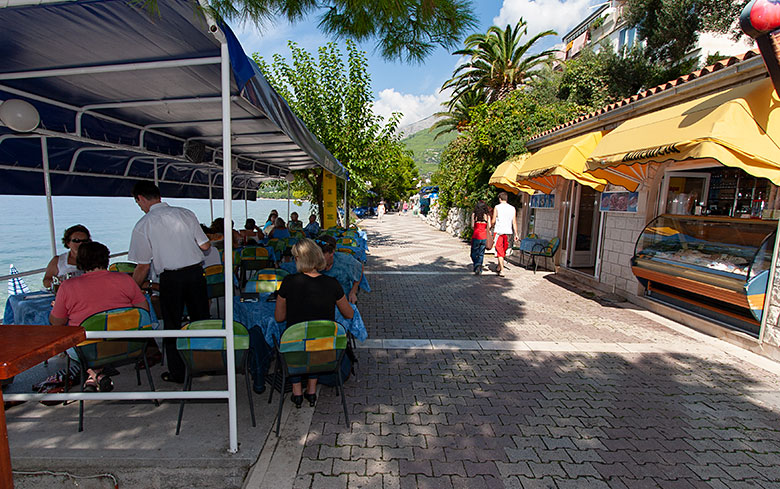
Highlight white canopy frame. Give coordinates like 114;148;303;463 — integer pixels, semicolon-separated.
0;0;349;454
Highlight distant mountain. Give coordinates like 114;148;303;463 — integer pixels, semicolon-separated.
402;124;458;177
398;115;440;138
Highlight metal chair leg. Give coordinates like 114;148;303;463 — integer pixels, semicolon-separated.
78;365;86;432
244;358;256;427
142;342;159;407
337;367;349;427
175;368;192;435
275;370;286;437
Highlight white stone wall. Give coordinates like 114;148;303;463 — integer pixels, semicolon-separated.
421;204;469;238
598;212;647;296
532;209;558;240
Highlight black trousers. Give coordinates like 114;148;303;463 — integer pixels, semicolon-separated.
159;264;209;381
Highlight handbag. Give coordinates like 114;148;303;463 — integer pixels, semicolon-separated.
486;229;494;250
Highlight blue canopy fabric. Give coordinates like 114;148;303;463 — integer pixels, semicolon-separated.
0;0;346;199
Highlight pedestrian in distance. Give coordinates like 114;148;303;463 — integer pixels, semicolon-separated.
377;201;386;222
129;181;211;384
491;191;519;277
470;201;492;275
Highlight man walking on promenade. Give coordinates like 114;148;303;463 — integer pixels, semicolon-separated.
129;182;211;383
492;191;519;276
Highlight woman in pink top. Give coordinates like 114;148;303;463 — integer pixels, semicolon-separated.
50;241;148;391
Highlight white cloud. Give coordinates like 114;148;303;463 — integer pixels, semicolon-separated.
373;89;451;130
494;0;597;40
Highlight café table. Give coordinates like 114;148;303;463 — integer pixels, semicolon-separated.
0;324;86;489
233;294;367;346
4;291;158;327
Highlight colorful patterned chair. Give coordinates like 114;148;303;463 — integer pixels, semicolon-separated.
175;320;255;435
243;268;288;295
108;262;137;274
337;236;359;247
238;246;274;288
528;237;560;274
67;307;157;432
270;320;349;435
336;247;357;257
204;264;226;317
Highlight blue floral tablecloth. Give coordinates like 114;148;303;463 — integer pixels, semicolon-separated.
233;294;367;346
3;291;158;326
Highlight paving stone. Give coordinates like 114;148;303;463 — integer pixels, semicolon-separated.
288;215;780;489
312;474;348;489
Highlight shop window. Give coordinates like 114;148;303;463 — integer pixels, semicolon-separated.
663;172;709;215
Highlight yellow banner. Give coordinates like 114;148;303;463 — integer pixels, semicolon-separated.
322;171;338;228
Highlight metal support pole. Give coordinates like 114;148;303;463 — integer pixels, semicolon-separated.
244;188;248;222
343;180;348;227
287;181;291;221
209;170;214;223
220;40;238;454
153;158;159;187
41;136;57;259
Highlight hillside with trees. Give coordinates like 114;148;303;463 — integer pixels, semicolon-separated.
402;128;457;177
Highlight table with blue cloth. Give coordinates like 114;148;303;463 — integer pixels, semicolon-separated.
516;237;550;268
233;294;367;391
3;290;159;326
276;259;370;294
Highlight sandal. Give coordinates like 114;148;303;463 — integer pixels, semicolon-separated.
96;374;113;392
82;377;98;393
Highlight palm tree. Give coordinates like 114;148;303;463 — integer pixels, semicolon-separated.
442;19;557;105
143;0;476;63
429;89;486;139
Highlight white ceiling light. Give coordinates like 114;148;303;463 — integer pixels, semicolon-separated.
0;99;40;132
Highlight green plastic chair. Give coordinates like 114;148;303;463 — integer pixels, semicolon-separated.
204;264;226;317
337;236;358;247
529;237;560;274
271;320;349;435
266;238;289;257
67;307;157;432
108;262;137;274
239;246;274;288
243;268;288;295
175;320;255;435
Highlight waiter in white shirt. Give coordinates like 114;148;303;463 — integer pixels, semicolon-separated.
129;181;210;384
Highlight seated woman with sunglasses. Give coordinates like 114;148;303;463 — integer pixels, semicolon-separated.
274;238;353;408
43;224;92;289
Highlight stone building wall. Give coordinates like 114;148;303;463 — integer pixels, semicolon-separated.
761;243;780;348
421;204;469;238
598;212;646;296
532;209;558;240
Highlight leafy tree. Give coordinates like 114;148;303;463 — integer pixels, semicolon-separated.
624;0;750;65
254;40;418;215
442;19;557;106
435;90;583;210
429;89;486;139
143;0;476;63
555;44;697;110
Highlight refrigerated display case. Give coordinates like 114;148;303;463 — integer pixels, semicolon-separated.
631;215;776;335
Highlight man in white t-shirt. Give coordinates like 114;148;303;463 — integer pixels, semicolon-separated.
129;181;211;384
491;192;519;276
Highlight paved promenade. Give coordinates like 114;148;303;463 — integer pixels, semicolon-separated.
285;211;780;489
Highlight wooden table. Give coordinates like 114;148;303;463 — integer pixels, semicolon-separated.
0;325;86;489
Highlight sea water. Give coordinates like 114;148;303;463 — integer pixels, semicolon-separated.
0;195;312;313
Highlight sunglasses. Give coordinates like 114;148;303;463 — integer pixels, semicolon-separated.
70;238;91;243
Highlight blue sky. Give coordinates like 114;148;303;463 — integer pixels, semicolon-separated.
235;0;602;128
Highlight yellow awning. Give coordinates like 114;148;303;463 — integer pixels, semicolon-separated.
585;77;780;192
516;131;608;194
489;154;535;195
